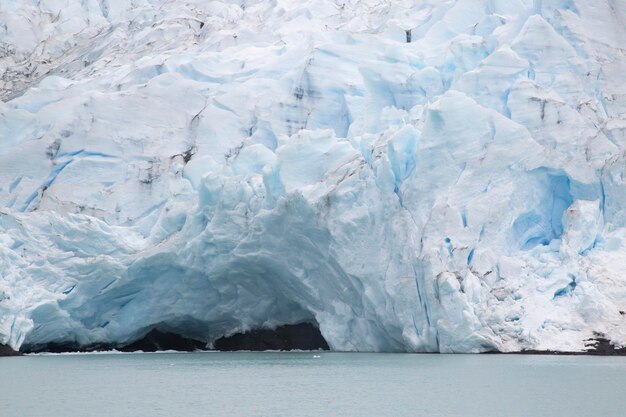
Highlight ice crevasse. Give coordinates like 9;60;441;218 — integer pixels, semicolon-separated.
1;0;626;352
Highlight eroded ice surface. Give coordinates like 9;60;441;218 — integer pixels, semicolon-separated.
1;0;626;352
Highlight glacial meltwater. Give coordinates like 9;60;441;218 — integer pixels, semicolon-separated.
1;352;625;417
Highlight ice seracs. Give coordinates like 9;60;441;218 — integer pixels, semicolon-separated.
1;0;626;353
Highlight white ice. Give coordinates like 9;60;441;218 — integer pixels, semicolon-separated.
1;0;626;352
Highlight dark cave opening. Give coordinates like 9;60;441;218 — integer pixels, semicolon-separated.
19;329;207;354
16;323;330;354
119;329;206;352
214;322;330;351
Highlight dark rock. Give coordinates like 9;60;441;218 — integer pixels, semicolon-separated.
485;335;626;356
214;322;329;351
584;336;626;356
0;344;22;356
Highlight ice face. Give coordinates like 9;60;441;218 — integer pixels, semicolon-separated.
1;0;626;352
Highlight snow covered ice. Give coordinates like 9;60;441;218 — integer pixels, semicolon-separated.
1;0;626;353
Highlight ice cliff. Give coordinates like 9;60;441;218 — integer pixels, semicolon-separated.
1;0;626;353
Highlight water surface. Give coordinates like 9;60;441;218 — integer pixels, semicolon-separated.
1;352;625;417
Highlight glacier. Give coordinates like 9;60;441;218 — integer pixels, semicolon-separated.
1;0;626;353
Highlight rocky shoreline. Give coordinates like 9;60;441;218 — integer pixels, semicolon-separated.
3;337;625;357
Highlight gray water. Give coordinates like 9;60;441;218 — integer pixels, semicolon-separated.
1;352;625;417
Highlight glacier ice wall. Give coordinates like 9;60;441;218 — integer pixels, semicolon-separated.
1;0;626;352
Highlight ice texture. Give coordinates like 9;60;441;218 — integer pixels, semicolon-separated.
1;0;626;352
